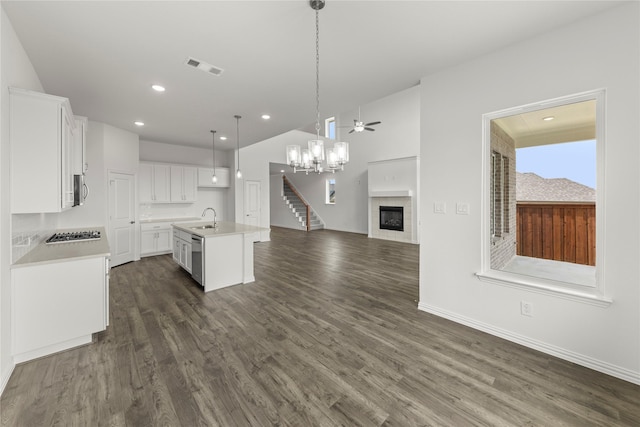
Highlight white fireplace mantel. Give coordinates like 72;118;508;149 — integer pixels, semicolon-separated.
369;190;413;198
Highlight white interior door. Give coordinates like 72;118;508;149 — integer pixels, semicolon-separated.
109;172;135;267
244;180;261;229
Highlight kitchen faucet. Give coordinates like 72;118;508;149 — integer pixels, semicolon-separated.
202;207;217;227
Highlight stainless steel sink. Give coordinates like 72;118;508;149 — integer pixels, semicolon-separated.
191;224;216;230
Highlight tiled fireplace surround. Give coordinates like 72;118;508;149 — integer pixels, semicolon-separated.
368;156;419;244
370;195;414;243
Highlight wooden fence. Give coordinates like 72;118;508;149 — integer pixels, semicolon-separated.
516;203;595;266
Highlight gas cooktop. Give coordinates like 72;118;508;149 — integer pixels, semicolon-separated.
45;230;101;244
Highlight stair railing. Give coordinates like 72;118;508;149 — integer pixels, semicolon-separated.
282;175;311;231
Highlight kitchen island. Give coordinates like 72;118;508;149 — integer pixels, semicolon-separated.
171;221;269;292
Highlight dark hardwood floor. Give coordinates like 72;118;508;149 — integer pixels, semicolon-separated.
2;227;639;426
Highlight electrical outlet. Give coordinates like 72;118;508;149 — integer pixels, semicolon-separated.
456;202;470;215
521;301;533;317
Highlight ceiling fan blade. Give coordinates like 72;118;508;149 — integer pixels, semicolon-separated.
364;127;376;132
348;129;355;134
365;121;381;126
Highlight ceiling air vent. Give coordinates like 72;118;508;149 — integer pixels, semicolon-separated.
185;56;224;77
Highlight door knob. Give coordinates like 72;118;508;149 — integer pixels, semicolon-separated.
130;221;135;224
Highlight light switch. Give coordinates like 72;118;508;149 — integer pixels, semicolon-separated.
434;201;446;214
456;202;470;215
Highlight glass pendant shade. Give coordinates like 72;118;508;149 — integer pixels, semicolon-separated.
287;145;301;167
334;141;349;165
301;149;312;169
308;139;325;164
326;147;338;169
211;174;217;184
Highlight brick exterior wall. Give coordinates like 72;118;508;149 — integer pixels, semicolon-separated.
490;122;516;269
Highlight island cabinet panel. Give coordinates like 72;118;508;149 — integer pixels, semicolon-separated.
204;234;243;292
12;256;108;363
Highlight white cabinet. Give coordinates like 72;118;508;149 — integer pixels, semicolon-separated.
140;162;197;204
141;222;173;256
173;228;192;273
10;87;77;213
139;162;171;203
12;256;109;363
74;116;88;174
170;165;197;202
198;167;230;188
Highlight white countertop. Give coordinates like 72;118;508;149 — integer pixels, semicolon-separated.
172;221;269;238
140;216;201;224
12;227;111;268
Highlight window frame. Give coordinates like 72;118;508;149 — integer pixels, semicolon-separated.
325;117;336;140
326;178;336;205
478;89;610;306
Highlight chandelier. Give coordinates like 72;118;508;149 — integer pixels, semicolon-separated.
286;0;349;174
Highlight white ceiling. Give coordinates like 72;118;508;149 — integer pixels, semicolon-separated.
2;1;621;150
493;100;596;148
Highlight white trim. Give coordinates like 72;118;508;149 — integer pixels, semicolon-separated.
0;362;15;396
369;190;412;198
418;302;639;386
481;89;607;298
475;271;612;307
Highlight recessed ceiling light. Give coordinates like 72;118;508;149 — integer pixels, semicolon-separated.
543;116;555;121
134;121;145;126
151;84;165;92
262;114;271;120
280;169;285;173
220;136;227;140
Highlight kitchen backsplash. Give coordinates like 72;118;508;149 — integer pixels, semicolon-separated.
11;213;56;263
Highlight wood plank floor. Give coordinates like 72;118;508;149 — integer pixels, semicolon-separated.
2;226;639;426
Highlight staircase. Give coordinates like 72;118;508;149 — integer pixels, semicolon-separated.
282;177;324;231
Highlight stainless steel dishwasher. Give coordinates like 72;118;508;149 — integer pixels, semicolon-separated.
191;235;204;285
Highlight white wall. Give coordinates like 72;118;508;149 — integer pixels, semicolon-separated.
0;6;47;393
240;86;420;235
419;2;639;384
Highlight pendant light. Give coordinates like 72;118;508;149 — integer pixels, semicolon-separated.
234;115;242;179
210;130;217;184
286;0;348;174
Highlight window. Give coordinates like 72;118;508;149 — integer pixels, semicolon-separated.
325;117;336;139
326;179;335;204
479;90;609;305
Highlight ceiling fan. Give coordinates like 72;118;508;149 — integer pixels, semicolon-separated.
344;107;381;134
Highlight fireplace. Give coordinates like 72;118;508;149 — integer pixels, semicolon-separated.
379;206;404;231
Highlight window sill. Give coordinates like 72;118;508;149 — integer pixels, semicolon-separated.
476;270;612;307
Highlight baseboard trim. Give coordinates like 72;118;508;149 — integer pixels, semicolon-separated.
418;302;640;386
0;361;15;396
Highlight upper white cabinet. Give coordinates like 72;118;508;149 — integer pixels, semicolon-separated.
10;87;77;213
74;116;88;174
139;162;171;203
198;167;230;188
170;165;197;202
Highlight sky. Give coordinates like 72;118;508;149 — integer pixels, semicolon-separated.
516;140;596;189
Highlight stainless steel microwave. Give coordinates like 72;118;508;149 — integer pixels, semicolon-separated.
73;174;88;206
